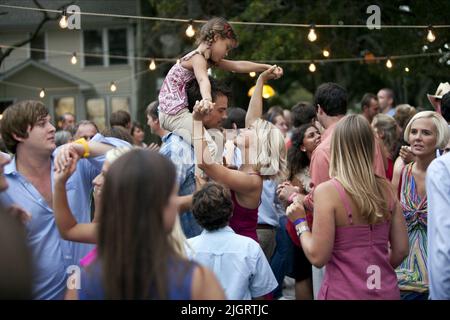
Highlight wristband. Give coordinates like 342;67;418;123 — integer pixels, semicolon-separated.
293;218;306;226
74;138;90;158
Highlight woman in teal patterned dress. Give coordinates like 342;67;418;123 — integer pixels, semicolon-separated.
392;111;450;300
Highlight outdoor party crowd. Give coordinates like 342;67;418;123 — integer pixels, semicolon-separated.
0;17;450;301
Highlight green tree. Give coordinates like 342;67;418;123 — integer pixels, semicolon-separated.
142;0;449;116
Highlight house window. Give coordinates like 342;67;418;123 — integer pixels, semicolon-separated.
54;97;75;122
86;98;106;131
83;30;103;66
111;97;130;113
30;33;46;61
83;28;128;66
108;29;128;65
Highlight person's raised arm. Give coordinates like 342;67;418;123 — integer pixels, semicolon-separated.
216;59;272;73
245;65;282;127
54;138;116;173
53;151;97;244
191;54;213;102
192;101;261;194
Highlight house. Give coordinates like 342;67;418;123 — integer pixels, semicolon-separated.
0;0;142;131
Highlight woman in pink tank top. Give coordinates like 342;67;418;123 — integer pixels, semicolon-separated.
287;115;409;299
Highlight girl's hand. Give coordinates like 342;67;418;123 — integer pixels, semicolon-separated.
259;65;283;82
192;99;214;121
286;197;306;222
54;152;79;184
400;145;415;164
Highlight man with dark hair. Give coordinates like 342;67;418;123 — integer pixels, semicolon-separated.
0;100;130;299
360;93;380;124
146;101;167;138
188;182;277;300
221;107;246;130
58;112;76;131
109;110;131;131
157;78;232;238
291;102;316;128
441;92;450;125
377;88;396;117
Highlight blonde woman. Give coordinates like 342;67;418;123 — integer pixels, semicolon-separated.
392;111;450;300
287;114;409;299
192;66;287;241
372;113;400;180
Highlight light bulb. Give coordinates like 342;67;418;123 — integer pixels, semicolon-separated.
149;59;156;70
176;59;180;64
249;72;256;77
386;59;393;69
39;88;45;98
444;43;449;50
307;28;317;42
322;49;330;57
186;24;195;38
110;82;117;92
70;53;77;65
309;63;316;72
404;67;410;72
59;14;68;29
426;28;436;43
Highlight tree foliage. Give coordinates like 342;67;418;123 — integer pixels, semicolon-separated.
145;0;450;111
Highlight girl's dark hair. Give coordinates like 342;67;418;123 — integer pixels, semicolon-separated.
98;150;179;299
288;124;317;180
196;17;238;46
130;121;144;136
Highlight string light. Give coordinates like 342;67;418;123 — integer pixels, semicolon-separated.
110;82;117;92
249;72;256;77
185;20;195;38
426;26;436;42
39;88;45;98
307;25;317;42
322;49;330;57
308;62;316;72
386;58;393;68
59;11;68;29
70;52;77;64
445;43;449;50
404;67;410;72
2;4;450;29
176;59;180;64
149;59;156;70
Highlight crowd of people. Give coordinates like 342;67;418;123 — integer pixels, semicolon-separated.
1;17;450;300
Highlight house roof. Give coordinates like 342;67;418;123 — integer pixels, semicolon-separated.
0;59;93;91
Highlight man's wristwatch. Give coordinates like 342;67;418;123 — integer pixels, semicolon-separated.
295;223;310;237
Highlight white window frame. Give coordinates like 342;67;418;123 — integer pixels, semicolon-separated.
80;26;131;68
